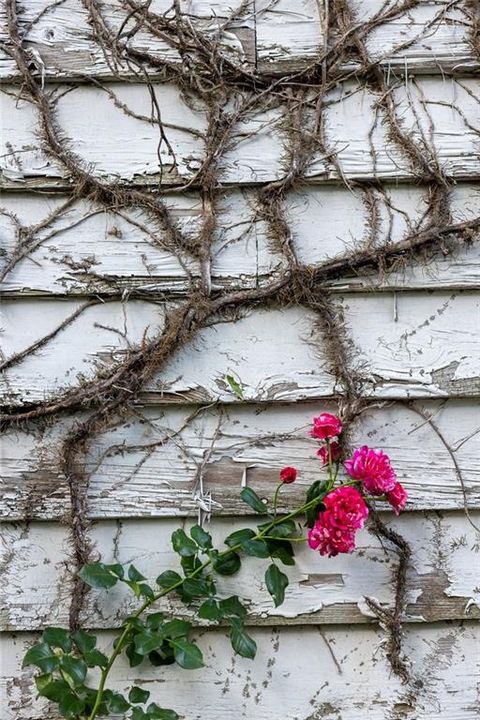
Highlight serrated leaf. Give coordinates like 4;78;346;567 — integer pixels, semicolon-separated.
58;691;85;717
266;538;296;566
212;550;241;576
60;655;87;687
134;630;165;656
171;638;204;669
198;599;223;621
224;528;256;548
229;618;256;659
261;519;297;538
35;675;71;702
163;619;192;639
22;642;59;673
72;629;96;655
129;686;151;704
148;643;175;666
190;525;212;549
241;538;270;558
171;529;197;557
147;703;179;720
107;692;131;713
240;487;268;514
84;649;108;669
265;564;289;607
225;374;244;399
219;596;247;618
126;642;144;668
156;570;182;589
79;562;119;589
182;577;212;598
42;627;71;653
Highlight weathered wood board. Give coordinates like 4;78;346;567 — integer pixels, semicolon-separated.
2;183;480;297
2;292;480;407
2;76;480;189
1;400;479;520
1;511;479;631
0;0;476;81
2;623;479;719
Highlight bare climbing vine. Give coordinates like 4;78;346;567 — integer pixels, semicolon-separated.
1;0;479;702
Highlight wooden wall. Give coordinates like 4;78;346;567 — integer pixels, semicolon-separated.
1;1;479;718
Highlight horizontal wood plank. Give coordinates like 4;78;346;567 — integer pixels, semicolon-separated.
1;399;479;519
1;292;480;408
0;0;476;82
1;511;479;631
2;623;479;719
2;76;480;189
1;183;480;296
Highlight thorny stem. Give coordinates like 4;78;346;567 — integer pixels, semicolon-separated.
87;495;322;720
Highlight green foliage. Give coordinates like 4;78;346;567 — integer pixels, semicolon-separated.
305;480;328;528
171;638;204;669
228;618;257;659
211;549;241;576
171;529;197;557
239;487;269;514
265;564;289;607
190;524;213;549
224;373;244;399
79;562;121;589
129;686;151;704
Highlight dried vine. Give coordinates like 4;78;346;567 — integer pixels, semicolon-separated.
2;0;479;692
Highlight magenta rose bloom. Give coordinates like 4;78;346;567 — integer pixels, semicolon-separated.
317;441;341;465
344;445;396;495
279;466;297;484
386;482;408;515
307;512;356;557
310;413;343;440
323;486;368;530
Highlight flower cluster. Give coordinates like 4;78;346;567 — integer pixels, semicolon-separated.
302;412;408;556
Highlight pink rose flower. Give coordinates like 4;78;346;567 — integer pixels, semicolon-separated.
386;482;408;515
310;413;343;440
279;466;297;484
323;486;368;530
344;445;396;495
307;512;356;557
317;441;341;465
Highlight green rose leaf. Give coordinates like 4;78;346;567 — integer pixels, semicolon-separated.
171;638;204;669
126;642;144;668
146;612;165;631
163;619;192;639
131;709;149;720
198;599;223;621
60;655;87;687
171;529;197;557
84;648;109;669
224;528;256;548
35;675;71;702
305;480;327;528
241;538;270;558
107;692;131;713
58;691;85;718
182;577;212;598
128;564;147;582
72;629;96;655
79;562;119;589
129;686;151;704
156;570;182;589
229;618;256;659
265;563;289;607
148;642;175;666
219;595;247;619
147;703;180;720
260;519;297;538
240;487;268;514
134;630;165;656
23;642;59;673
212;551;241;576
265;538;295;566
190;525;213;549
42;627;72;653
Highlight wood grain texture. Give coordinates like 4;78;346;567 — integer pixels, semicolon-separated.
2;623;479;719
2;292;480;408
2;183;480;297
1;511;479;631
2;400;479;520
0;0;476;81
2;76;480;189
